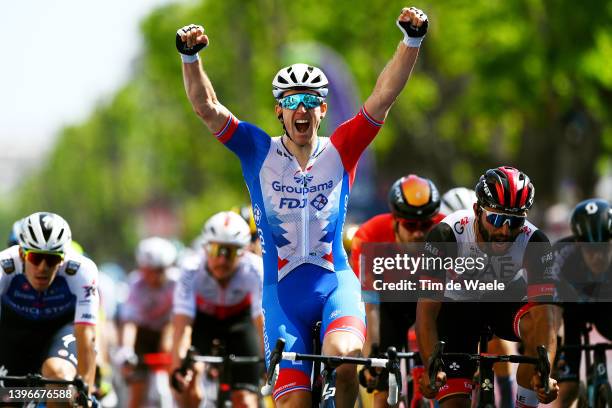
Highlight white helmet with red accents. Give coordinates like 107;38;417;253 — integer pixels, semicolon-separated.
202;211;251;247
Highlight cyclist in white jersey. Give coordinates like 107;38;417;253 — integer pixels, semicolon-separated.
417;167;561;408
176;7;429;408
171;212;264;408
0;212;99;404
117;237;177;408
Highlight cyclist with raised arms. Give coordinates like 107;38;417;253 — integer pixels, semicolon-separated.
0;212;99;406
416;167;561;408
176;6;428;408
352;174;444;408
551;199;612;407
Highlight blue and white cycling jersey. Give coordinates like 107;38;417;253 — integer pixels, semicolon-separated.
214;106;383;282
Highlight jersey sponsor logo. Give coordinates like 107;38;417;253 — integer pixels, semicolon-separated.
453;217;469;234
310;194;328;210
82;284;97;299
80;313;94;320
520;225;532;235
275;148;291;159
253;204;262;225
293;172;313;186
1;258;15;274
65;260;81;276
279;197;307;209
271;180;333;195
13;291;35;300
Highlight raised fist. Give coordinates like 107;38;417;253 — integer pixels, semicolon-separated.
176;24;208;55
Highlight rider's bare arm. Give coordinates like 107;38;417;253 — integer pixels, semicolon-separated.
170;314;194;371
415;298;441;366
364;7;427;121
178;25;232;134
75;324;97;391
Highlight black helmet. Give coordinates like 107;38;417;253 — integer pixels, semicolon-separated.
570;199;611;242
388;175;440;220
475;166;534;213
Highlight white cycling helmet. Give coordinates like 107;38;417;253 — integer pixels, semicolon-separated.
440;187;477;215
202;211;251;247
18;212;72;253
272;63;329;100
136;237;177;269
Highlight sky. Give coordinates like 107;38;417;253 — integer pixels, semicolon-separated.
0;0;174;190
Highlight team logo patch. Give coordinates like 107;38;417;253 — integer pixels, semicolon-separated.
1;259;15;274
65;260;81;276
311;194;328;210
83;284;97;298
253;204;262;225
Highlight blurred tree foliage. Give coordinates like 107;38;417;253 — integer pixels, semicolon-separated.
5;0;611;265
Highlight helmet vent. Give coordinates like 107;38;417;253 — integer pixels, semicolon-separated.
311;75;321;83
276;76;288;84
287;66;293;73
289;72;298;83
301;72;309;82
56;229;64;241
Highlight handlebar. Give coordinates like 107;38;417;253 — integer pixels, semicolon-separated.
262;339;416;403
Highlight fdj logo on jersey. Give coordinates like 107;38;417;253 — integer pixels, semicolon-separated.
279;198;308;209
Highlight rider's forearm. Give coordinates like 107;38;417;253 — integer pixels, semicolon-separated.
364;43;419;121
526;304;562;360
416;299;440;368
75;324;97;391
182;61;229;132
120;321;137;350
171;314;193;370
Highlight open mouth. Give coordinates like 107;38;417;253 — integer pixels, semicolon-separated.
294;119;310;133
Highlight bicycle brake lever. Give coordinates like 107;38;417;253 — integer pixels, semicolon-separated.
261;338;285;396
536;345;551;394
428;341;445;391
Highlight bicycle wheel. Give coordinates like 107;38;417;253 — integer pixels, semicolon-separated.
595;383;612;408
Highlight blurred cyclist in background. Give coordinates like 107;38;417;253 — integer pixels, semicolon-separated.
352;174;443;408
552;199;612;407
117;237;178;408
439;187;476;216
171;211;263;408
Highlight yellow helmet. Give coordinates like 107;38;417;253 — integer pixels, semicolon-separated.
342;224;360;254
231;205;257;236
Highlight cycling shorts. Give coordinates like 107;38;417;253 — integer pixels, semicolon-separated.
262;264;366;400
0;322;77;381
192;310;261;393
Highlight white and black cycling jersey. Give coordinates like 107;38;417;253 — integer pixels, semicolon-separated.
423;210;555;302
173;251;263;320
0;245;99;329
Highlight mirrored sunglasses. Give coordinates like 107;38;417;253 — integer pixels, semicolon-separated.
481;207;526;229
278;93;324;110
24;249;64;267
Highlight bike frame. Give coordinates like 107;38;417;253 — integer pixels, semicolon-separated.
560;324;612;408
428;341;550;408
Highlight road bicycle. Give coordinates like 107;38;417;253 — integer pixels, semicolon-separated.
427;340;551;408
559;323;612;408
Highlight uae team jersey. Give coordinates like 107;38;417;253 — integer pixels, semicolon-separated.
214;107;383;282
